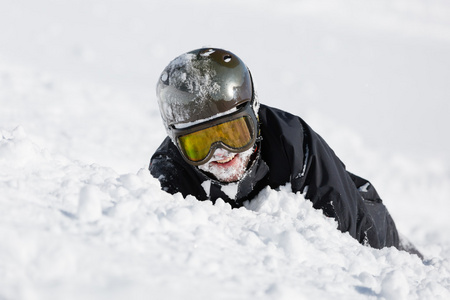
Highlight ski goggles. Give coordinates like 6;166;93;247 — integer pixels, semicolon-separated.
172;102;258;165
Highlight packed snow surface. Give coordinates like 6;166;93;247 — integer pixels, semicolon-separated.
1;0;450;299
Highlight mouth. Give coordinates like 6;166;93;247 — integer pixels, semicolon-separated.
213;154;237;164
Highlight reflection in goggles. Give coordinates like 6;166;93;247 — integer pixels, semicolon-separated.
178;116;253;162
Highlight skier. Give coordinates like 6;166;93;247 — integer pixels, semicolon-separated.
149;47;422;257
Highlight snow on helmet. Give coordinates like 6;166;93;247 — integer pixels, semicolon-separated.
156;48;259;142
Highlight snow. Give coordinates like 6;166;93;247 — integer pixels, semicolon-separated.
201;180;211;196
158;50;222;125
1;0;450;299
220;182;239;199
77;185;103;222
358;182;371;193
200;49;216;57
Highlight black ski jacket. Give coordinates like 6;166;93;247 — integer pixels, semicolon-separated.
150;104;401;250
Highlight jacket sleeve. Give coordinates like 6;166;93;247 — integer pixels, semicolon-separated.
295;122;398;249
259;106;383;247
149;137;208;200
347;172;401;249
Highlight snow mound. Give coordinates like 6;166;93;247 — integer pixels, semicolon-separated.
1;128;449;300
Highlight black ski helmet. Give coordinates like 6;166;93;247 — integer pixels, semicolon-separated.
156;48;259;142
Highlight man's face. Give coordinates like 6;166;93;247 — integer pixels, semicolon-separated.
197;147;253;183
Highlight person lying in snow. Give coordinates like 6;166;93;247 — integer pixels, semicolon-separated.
149;47;422;258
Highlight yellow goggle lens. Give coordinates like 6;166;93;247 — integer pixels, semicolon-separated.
178;117;252;162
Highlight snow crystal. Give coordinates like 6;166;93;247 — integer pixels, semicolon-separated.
380;270;410;300
77;185;103;222
166;52;221;101
359;182;371;192
220;181;239;199
200;48;215;57
0;126;49;168
201;180;211;197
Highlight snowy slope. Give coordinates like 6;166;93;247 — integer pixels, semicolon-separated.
1;0;450;299
1;124;448;299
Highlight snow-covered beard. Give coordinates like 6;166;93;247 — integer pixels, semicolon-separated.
197;147;254;183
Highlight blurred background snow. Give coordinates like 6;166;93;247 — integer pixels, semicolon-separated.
1;0;449;166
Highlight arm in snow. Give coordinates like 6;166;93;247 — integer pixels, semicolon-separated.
294;121;398;249
149;137;207;200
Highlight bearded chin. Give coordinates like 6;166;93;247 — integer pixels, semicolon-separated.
198;148;253;183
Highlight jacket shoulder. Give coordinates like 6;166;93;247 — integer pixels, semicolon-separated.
258;104;307;190
259;104;305;127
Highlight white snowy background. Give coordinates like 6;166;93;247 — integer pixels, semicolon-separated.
1;0;450;299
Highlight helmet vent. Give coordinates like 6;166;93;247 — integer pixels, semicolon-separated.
223;55;232;63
